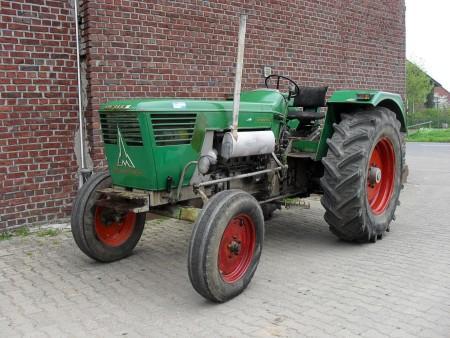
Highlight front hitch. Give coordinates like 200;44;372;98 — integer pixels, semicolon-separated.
95;188;150;213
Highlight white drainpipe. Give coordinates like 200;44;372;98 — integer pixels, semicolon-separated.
73;0;91;187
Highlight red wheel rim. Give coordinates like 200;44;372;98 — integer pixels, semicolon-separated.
367;137;396;215
94;207;136;247
218;214;256;283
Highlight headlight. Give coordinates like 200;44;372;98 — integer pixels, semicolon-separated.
198;150;217;174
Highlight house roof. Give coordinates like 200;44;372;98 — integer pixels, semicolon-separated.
429;76;442;88
434;86;450;99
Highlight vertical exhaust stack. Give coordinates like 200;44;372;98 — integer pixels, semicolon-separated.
231;14;247;140
221;15;276;160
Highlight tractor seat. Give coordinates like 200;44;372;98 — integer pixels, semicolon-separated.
288;108;325;120
287;86;328;121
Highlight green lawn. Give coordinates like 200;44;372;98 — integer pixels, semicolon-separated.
407;128;450;143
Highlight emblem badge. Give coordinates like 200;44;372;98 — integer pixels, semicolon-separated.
117;127;135;168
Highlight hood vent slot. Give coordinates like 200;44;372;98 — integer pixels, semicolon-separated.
151;113;197;146
100;112;143;146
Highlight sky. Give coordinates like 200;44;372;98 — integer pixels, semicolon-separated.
406;0;450;89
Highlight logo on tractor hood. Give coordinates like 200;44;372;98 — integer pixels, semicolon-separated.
117;127;135;168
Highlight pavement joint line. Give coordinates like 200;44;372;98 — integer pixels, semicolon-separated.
0;143;449;336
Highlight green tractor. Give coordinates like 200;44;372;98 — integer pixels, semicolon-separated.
71;17;407;303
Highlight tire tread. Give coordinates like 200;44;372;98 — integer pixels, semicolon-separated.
320;107;404;242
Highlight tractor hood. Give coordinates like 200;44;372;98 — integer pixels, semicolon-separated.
101;89;286;120
98;89;286;191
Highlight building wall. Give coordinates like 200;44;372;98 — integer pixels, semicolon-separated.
0;0;78;229
434;87;450;108
0;0;406;230
83;0;406;166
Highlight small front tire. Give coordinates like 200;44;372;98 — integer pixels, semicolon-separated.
188;190;264;302
71;172;146;262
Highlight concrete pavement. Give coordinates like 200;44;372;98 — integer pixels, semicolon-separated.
1;142;450;337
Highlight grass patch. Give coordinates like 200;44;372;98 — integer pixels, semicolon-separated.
36;228;60;237
15;227;31;237
407;128;450;142
0;227;62;240
0;232;13;241
0;227;30;240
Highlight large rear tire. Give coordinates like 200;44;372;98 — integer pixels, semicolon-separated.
320;107;404;242
71;172;146;262
188;190;264;302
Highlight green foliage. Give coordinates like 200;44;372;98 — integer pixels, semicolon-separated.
407;128;450;142
0;227;30;240
15;227;31;237
0;226;62;240
412;108;450;119
0;232;13;241
36;228;60;237
408;108;450;128
406;61;433;113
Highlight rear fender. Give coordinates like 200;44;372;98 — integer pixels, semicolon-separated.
316;90;406;160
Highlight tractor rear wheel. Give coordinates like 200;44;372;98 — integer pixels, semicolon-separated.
71;172;146;262
320;107;404;242
188;190;264;302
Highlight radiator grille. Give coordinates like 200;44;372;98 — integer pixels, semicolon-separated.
150;113;197;146
99;111;143;146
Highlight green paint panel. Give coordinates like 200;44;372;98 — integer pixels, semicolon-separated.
328;90;406;131
316;90;406;160
315;106;337;160
102;113;157;189
100;89;288;190
292;140;319;153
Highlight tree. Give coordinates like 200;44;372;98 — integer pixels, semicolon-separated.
406;61;433;113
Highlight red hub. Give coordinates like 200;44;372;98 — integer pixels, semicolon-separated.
94;207;136;247
367;137;396;215
218;214;256;283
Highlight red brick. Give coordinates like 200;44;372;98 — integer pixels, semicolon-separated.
0;0;406;230
0;0;78;229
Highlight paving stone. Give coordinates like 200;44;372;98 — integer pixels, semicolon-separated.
0;142;449;337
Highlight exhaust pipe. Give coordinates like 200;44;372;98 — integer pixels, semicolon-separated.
231;14;247;140
224;15;277;159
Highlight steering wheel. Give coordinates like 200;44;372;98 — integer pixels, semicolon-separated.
264;74;300;100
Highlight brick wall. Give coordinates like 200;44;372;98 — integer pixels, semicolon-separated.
84;0;406;166
0;0;78;229
0;0;405;230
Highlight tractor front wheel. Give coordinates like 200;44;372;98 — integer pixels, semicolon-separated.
188;190;264;302
71;172;146;262
320;107;404;242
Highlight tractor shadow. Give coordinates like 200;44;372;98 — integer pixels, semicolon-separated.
263;204;351;249
68;203;369;308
